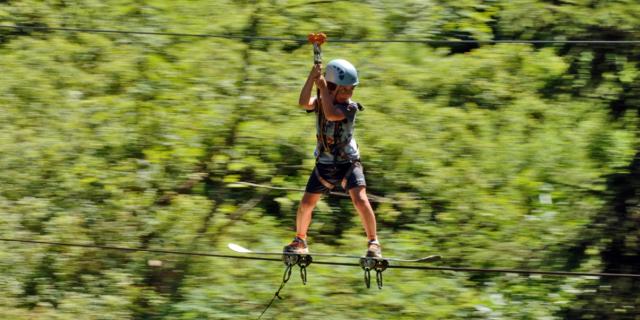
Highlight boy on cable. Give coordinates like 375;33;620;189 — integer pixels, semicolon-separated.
283;59;382;258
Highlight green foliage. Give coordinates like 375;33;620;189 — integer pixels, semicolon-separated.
0;1;639;319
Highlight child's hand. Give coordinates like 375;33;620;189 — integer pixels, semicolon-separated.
309;63;322;81
315;75;327;90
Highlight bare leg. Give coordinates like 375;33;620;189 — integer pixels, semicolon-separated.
349;186;377;241
295;192;322;239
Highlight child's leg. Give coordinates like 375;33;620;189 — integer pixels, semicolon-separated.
348;186;377;241
295;192;322;239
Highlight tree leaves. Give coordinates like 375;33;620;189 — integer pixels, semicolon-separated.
0;0;638;318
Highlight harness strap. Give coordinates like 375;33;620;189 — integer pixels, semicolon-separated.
340;162;357;190
332;119;342;163
314;166;335;190
316;95;331;160
314;161;360;191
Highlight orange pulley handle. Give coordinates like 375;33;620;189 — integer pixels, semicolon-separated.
308;32;327;45
308;32;327;64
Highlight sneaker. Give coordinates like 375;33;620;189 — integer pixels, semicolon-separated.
366;240;382;258
283;237;308;255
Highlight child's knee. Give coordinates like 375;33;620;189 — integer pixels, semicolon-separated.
300;193;319;208
352;193;368;207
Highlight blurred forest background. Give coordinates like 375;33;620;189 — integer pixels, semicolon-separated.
1;0;639;319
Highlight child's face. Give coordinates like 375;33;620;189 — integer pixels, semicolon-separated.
335;85;355;103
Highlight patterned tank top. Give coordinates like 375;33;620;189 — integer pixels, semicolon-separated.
310;99;362;164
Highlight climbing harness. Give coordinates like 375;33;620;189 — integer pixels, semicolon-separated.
313;160;362;191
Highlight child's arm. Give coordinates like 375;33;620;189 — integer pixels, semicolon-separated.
298;64;321;110
316;77;345;121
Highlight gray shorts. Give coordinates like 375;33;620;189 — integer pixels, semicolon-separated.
305;161;367;194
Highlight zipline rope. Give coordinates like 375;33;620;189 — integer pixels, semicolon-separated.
1;237;639;278
2;25;640;44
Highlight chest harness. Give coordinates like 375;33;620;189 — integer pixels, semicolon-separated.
313;96;364;191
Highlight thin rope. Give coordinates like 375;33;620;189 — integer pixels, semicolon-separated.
232;181;399;203
2;25;640;44
258;264;293;319
1;238;639;278
0;237;281;262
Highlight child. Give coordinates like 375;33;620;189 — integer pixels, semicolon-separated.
283;59;382;258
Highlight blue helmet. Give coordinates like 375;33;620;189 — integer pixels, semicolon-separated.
325;59;359;86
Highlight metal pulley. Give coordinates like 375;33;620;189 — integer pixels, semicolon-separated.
308;32;327;64
360;257;389;289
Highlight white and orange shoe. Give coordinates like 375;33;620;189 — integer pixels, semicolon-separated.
283;237;309;255
366;240;382;258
